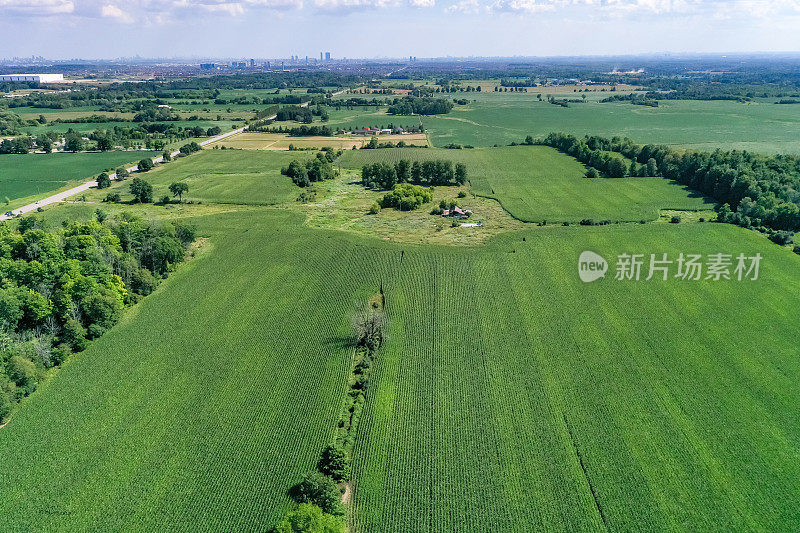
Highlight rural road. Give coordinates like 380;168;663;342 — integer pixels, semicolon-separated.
0;126;246;221
1;92;344;221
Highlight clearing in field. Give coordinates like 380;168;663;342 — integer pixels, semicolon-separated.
207;131;429;151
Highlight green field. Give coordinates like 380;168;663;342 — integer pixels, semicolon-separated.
0;132;798;533
340;146;714;222
351;222;800;531
1;207;799;530
0;151;158;202
100;150;304;206
0;210;359;530
420;94;800;154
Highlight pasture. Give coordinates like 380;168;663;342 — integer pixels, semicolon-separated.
81;150;301;206
339;146;714;222
0;151;158;203
0;208;798;531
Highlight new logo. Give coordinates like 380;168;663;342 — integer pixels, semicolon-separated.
578;251;608;282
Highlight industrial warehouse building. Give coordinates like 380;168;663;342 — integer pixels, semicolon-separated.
0;73;65;83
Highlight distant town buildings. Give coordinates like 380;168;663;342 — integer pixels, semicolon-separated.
200;63;216;70
0;73;64;83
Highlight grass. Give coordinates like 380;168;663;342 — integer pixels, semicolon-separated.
339;146;714;223
77;150;303;206
0;151;158;204
419;94;800;154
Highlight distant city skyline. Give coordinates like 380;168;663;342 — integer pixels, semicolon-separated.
1;0;799;60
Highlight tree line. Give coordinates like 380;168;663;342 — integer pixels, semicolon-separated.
387;96;454;115
0;214;196;423
541;132;800;232
361;159;467;190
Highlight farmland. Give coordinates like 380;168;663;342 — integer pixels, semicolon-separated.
420;94;800;153
339;146;714;222
1;58;800;533
0;210;359;531
351;222;800;532
208;131;428;151
0;151;158;203
0;207;798;531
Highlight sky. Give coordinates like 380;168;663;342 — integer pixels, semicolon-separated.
1;0;800;59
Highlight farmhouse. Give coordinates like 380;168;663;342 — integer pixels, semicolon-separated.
442;206;472;218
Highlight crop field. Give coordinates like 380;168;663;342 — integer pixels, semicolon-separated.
208;131;428;150
340;146;713;222
84;150;301;206
0;151;158;202
351;222;800;532
420;95;800;154
1;209;798;531
0;210;365;531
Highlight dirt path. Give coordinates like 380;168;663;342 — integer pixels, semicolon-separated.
342;482;353;504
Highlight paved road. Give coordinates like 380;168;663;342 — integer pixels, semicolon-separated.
1;126;246;221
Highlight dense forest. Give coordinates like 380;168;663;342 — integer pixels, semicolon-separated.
0;214;196;422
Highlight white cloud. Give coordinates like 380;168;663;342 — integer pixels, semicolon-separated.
446;0;478;10
101;3;134;20
0;0;75;16
313;0;433;10
2;0;798;20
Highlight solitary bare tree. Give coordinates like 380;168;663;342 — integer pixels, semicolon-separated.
352;302;386;351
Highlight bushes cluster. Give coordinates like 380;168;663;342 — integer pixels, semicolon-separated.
361;159;467;190
0;214;195;422
281;151;338;187
380;183;434;211
543;132;800;233
179;141;202;155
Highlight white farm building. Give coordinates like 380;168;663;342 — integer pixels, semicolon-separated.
0;74;65;83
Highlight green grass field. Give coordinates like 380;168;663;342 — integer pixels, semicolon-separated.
420;94;800;154
95;150;304;206
0;208;798;531
340;146;714;222
0;151;158;202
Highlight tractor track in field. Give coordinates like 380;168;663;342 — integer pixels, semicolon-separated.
563;415;609;530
